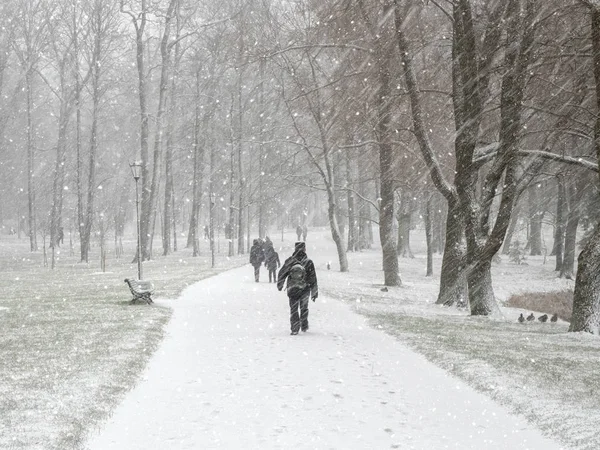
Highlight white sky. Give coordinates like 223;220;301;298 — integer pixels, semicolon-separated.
84;231;563;450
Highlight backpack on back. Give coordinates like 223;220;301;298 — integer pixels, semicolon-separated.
287;261;307;294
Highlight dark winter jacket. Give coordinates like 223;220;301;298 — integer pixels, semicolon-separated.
249;240;265;266
277;249;318;299
265;248;280;270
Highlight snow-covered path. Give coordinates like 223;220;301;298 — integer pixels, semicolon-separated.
85;263;562;450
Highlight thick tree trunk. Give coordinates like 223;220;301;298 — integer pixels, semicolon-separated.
436;199;468;306
376;33;400;286
468;259;498;316
570;8;600;334
569;225;600;333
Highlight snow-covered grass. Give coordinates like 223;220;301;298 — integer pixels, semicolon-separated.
0;235;245;450
318;236;599;450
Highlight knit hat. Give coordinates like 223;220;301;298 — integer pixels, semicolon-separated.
294;241;306;253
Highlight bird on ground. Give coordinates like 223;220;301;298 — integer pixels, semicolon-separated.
538;314;548;323
550;313;558;322
526;313;535;321
518;313;525;323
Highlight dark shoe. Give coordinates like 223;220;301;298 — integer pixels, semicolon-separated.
290;330;299;335
301;326;309;332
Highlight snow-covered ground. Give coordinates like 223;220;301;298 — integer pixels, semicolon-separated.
84;229;567;450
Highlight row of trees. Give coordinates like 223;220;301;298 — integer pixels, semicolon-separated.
1;0;600;333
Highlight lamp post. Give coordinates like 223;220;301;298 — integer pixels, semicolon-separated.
129;162;143;280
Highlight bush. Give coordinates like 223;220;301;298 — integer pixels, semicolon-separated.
505;290;573;321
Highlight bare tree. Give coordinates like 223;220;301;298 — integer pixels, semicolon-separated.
12;0;51;252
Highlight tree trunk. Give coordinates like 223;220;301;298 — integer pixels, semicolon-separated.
570;8;600;334
326;182;349;272
82;75;100;265
81;6;103;263
502;197;521;255
553;174;566;270
162;114;174;256
561;179;585;279
25;67;37;252
131;2;151;264
49;106;70;262
432;194;445;254
346;148;357;252
257;58;266;239
146;0;176;260
436;199;468;306
376;30;400;286
570;225;600;333
468;259;497;316
74;3;84;262
228;140;235;257
187;70;201;255
527;186;544;256
424;192;433;277
397;190;413;258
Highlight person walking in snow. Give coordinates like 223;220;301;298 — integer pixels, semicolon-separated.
277;241;318;335
250;239;265;282
296;224;303;241
263;238;280;283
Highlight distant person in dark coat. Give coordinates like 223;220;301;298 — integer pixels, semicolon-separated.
249;239;265;282
302;224;307;241
296;225;303;241
277;241;318;335
263;239;280;283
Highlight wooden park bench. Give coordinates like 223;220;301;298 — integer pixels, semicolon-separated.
124;278;154;304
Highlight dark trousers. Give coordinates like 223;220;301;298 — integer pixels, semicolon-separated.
268;268;277;283
289;291;310;333
253;264;261;282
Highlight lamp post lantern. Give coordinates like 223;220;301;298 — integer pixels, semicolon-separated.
129;162;143;280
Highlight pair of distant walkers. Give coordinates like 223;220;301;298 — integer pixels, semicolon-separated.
249;237;280;283
296;224;308;242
